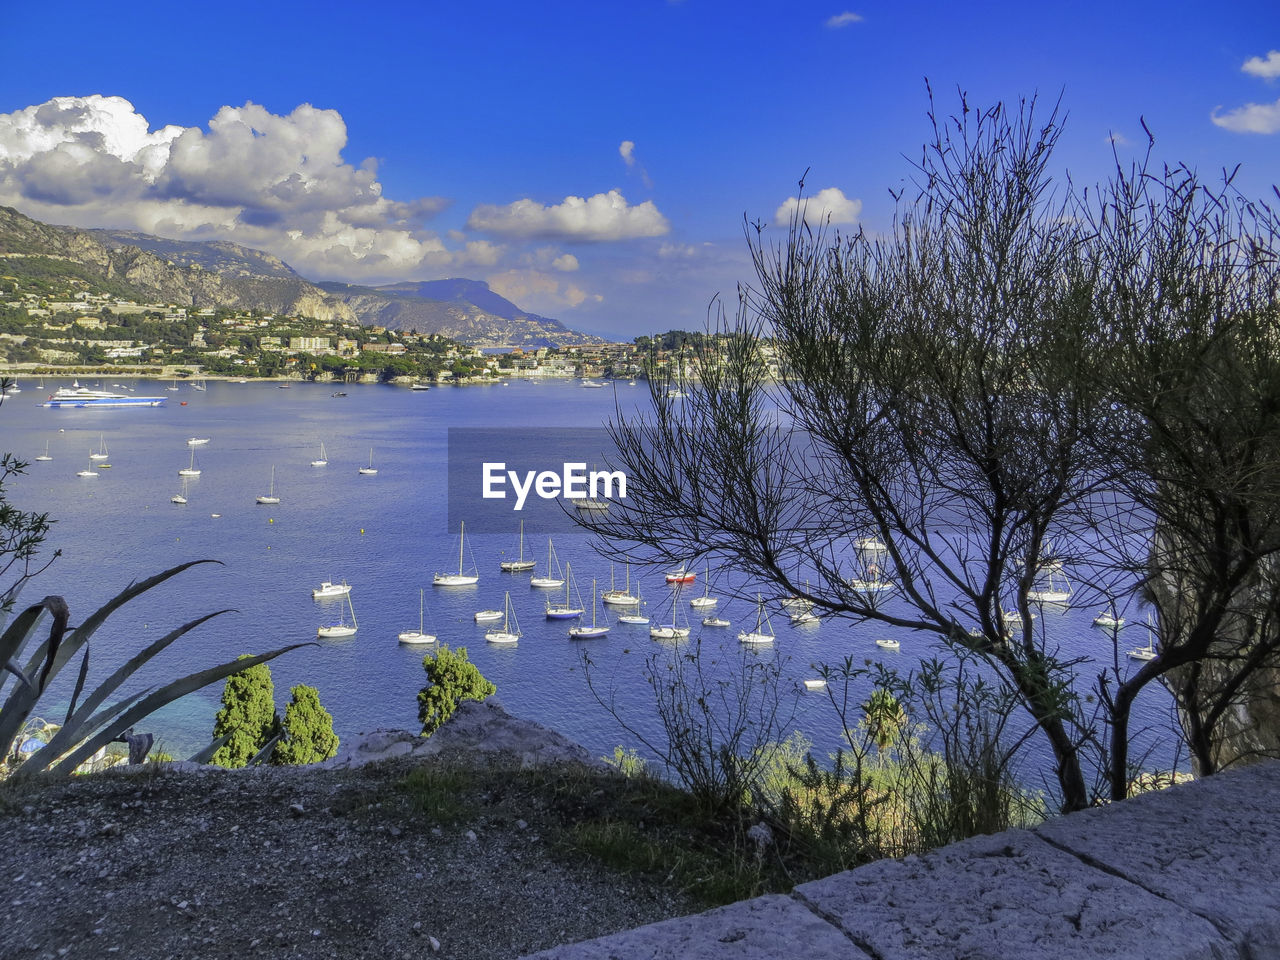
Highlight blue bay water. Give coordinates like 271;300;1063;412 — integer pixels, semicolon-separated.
2;378;1179;783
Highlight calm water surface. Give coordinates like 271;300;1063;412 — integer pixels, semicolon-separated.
2;378;1180;783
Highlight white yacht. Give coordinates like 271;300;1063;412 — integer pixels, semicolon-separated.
43;381;166;407
398;589;437;644
434;521;480;585
256;466;281;505
737;594;776;645
530;538;565;588
359;448;378;475
317;594;357;638
313;580;351;599
485;592;521;644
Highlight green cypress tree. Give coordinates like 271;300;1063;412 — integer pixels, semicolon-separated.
211;656;278;767
418;645;496;736
271;684;339;765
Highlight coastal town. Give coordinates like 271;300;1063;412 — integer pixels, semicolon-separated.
0;286;779;384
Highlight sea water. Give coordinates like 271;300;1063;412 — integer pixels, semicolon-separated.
1;378;1180;784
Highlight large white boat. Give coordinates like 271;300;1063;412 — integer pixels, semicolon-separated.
43;381;166;407
187;437;211;446
434;521;480;585
313;580;351;599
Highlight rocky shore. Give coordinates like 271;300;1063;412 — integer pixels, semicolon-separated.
0;701;695;960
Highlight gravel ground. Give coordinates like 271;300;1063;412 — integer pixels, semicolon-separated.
0;750;697;960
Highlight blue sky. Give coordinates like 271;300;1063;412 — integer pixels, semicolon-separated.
1;0;1276;339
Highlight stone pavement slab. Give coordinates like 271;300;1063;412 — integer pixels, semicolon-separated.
1035;762;1280;955
794;828;1232;959
519;893;866;960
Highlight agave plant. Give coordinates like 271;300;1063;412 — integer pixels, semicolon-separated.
0;559;311;778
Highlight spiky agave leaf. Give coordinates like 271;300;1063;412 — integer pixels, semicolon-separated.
32;610;233;766
0;562;217;759
32;561;220;687
248;732;285;767
187;732;233;765
40;642;313;777
0;597;69;758
0;598;59;701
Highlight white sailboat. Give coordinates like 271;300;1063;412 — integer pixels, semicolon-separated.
485;591;521;644
317;593;357;638
848;559;894;595
601;562;639;606
35;440;52;462
171;476;189;504
530;538;565;588
702;614;730;627
399;589;437;644
569;579;610;638
179;448;201;477
1027;558;1072;604
1093;604;1124;629
434;521;479;585
650;586;691;639
546;562;585;620
474;607;504;622
76;452;99;478
358;448;377;475
689;566;717;609
256;465;281;504
89;435;109;461
311;442;328;467
1128;615;1158;662
500;519;536;572
738;594;776;644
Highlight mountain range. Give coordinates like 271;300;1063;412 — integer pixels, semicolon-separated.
0;206;599;348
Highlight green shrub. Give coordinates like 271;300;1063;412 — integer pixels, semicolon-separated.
211;656;279;768
272;684;339;765
417;646;495;736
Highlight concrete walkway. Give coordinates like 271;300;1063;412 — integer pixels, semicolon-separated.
522;760;1280;959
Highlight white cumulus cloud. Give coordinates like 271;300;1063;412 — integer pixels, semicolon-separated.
552;253;579;272
775;186;862;226
619;140;636;166
488;269;602;311
466;189;670;241
0;95;470;281
1211;98;1280;134
825;11;863;28
1243;50;1280;79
